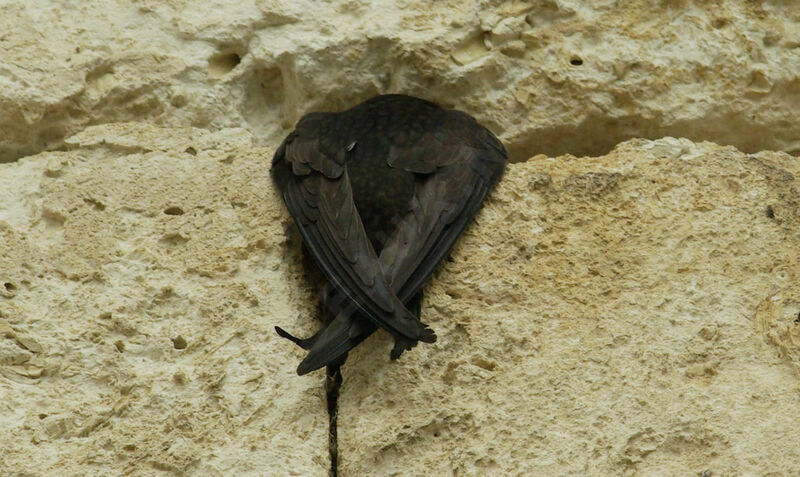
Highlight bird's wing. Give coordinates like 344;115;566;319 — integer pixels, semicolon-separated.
294;290;424;375
277;134;436;343
381;129;507;302
378;137;505;356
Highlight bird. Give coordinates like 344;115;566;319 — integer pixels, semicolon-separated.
271;94;506;375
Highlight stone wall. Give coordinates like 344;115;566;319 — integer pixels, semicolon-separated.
338;138;800;476
2;1;799;163
1;1;799;476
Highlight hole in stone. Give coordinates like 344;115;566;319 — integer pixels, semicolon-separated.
208;52;242;78
38;125;67;149
570;56;583;66
471;357;497;371
160;233;189;247
171;93;188;108
42;208;66;228
83;198;106;211
712;17;730;29
171;336;187;350
4;282;16;292
451;30;491;66
242;66;285;129
38;414;47;420
173;371;186;385
114;340;125;352
184;146;197;156
163;207;184;216
766;205;775;218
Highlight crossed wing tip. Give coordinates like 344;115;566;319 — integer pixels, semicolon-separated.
296;360;320;376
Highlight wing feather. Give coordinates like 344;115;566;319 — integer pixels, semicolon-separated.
294;148;504;374
279;137;436;342
273;100;506;374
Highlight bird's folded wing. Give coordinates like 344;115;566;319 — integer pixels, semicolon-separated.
380;145;506;302
280;138;435;343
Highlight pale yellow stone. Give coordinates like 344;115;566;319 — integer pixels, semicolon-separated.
1;1;799;162
2;1;800;474
0;124;329;476
337;138;800;476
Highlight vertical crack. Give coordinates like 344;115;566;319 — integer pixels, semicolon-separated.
326;364;342;477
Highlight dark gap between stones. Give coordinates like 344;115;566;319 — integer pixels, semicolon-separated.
326;364;342;477
505;111;800;163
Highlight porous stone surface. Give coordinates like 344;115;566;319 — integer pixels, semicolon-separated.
3;1;800;475
337;138;800;476
0;124;329;476
1;1;799;163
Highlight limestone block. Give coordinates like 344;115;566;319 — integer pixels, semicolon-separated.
0;124;329;476
1;1;799;162
3;1;800;473
337;138;800;476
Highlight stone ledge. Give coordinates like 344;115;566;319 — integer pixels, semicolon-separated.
0;124;329;477
337;137;800;476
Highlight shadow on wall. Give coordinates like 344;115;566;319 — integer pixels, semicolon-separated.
505;110;800;163
4;88;798;165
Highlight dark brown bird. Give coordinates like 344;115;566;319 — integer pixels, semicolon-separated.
272;94;506;375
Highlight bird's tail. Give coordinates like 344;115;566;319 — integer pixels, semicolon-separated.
277;291;429;374
294;313;375;375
